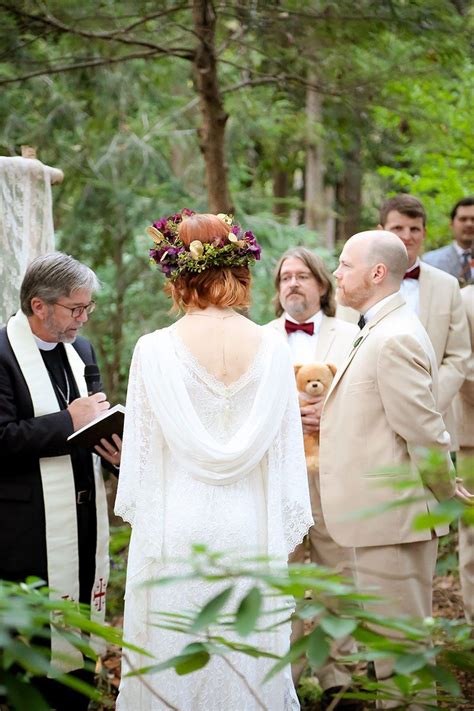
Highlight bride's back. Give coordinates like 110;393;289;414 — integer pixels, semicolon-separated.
176;311;262;386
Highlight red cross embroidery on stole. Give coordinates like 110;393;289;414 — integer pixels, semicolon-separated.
93;578;106;612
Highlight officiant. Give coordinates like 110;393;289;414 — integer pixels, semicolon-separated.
0;252;121;710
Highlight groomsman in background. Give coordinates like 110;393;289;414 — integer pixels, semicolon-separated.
423;197;474;284
453;284;474;622
375;194;470;455
267;247;359;705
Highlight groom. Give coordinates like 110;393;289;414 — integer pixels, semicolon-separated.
321;230;461;708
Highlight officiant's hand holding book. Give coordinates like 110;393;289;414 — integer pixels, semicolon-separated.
67;403;125;451
67;391;110;431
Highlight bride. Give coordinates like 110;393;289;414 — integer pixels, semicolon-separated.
115;211;312;710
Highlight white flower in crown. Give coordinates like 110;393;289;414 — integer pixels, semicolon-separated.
189;240;204;259
228;233;246;247
216;213;234;226
146;225;164;244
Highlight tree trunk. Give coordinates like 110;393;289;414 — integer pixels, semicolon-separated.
192;0;232;213
304;75;326;239
335;135;362;243
272;167;289;217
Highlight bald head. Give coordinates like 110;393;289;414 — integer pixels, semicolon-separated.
334;230;408;312
349;230;408;284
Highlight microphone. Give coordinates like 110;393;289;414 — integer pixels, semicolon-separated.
84;364;103;396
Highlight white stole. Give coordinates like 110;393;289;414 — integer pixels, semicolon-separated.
6;310;109;673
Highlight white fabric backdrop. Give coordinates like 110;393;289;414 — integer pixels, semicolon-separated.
0;156;63;325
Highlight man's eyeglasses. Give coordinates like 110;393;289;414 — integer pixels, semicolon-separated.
53;301;96;318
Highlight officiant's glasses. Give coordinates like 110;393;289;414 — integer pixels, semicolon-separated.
53;301;96;318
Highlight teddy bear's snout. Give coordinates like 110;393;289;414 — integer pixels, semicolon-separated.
308;381;323;393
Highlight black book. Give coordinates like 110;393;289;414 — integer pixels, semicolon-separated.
67;404;125;449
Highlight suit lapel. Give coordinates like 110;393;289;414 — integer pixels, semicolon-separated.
448;244;460;276
314;315;335;361
326;293;406;401
418;264;433;329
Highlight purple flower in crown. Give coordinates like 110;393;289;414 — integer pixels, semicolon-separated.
244;231;262;260
147;209;262;279
153;218;168;232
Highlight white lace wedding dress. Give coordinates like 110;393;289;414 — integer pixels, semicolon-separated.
115;325;312;710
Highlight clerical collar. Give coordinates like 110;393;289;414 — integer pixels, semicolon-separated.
284;310;323;329
363;291;401;324
33;334;59;351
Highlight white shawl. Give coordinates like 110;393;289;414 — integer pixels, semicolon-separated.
115;327;312;564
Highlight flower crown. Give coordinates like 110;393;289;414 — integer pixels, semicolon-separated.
147;209;261;281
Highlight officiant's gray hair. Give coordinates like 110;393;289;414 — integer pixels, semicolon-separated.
273;246;336;317
20;252;101;316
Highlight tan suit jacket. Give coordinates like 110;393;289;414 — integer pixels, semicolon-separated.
337;264;470;450
418;263;470;450
266;313;359;368
454;285;474;448
319;294;455;549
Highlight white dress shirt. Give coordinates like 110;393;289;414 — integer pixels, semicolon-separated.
363;291;402;323
284;310;323;364
399;259;420;315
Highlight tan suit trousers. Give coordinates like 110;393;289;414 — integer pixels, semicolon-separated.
290;467;356;689
354;537;439;709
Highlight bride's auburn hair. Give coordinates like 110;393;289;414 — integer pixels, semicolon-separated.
165;214;252;310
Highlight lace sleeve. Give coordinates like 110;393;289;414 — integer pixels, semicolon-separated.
114;337;164;545
267;352;313;557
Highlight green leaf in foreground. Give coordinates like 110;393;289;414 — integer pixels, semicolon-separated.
175;645;210;676
190;587;233;633
235;587;262;637
320;615;357;639
307;626;330;669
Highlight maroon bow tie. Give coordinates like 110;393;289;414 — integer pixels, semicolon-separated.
285;319;314;336
404;266;420;280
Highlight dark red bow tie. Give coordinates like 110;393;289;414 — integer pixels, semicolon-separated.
404;266;420;280
285;319;314;336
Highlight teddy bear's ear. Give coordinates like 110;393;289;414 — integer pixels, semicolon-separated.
327;362;337;377
294;364;302;376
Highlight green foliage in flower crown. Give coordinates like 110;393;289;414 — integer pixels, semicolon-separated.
148;210;262;281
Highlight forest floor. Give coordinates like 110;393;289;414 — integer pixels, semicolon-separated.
93;570;473;710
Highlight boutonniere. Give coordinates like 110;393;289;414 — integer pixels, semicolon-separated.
353;336;363;349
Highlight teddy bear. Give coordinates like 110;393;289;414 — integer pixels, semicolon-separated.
294;362;337;471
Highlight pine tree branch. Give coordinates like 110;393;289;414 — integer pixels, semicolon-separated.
0;49;183;86
0;2;194;54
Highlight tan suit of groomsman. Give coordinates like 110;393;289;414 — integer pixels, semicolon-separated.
321;231;469;709
266;247;359;705
454;285;474;622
